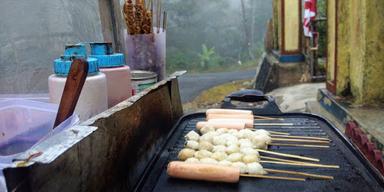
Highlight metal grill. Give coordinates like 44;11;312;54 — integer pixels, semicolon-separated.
134;113;384;192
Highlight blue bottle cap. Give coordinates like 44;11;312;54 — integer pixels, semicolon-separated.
53;43;99;76
89;42;125;68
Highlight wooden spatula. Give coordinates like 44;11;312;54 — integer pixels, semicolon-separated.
53;58;88;128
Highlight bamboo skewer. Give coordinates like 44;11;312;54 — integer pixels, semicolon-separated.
156;0;161;33
250;129;289;135
264;169;334;180
162;11;167;32
253;115;283;121
271;138;330;144
240;174;305;181
266;129;289;136
271;143;330;148
260;155;309;164
256;149;320;162
271;134;330;141
253;123;294;126
260;160;340;169
261;156;338;168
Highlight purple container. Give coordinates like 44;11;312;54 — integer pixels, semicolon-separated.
124;27;166;80
0;99;79;163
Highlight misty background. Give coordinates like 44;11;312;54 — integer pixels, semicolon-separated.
164;0;272;73
0;0;271;94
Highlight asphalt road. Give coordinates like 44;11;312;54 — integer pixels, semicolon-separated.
178;70;256;103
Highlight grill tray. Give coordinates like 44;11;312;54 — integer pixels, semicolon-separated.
134;113;384;192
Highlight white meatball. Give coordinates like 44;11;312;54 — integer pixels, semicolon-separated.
242;154;259;163
200;126;215;134
194;150;213;159
216;128;229;134
251;134;271;149
200;158;218;165
228;129;239;135
226;140;239;147
226;153;243;162
264;135;272;144
218;160;232;167
199;141;214;151
252;141;268;149
246;162;267;175
247;131;259;140
240;147;259;156
254;129;271;136
232;162;247;173
225;134;238;142
211;151;228;161
186;140;199;150
234;131;246;139
220;133;231;139
239;138;251;143
239;129;254;136
213;136;227;146
178;148;195;160
200;132;215;143
185;157;200;163
239;139;253;148
212;145;226;153
185;130;200;141
225;145;240;154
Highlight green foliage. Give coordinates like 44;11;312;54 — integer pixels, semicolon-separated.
163;0;272;73
198;44;219;68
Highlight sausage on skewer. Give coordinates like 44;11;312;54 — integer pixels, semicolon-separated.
167;161;306;183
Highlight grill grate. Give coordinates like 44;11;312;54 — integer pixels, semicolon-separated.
135;113;384;192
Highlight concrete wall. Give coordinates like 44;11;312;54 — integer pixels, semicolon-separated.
327;0;384;105
0;0;104;94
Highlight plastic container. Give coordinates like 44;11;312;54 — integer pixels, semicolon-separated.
0;99;78;191
0;99;79;162
48;43;108;121
131;70;158;95
124;27;166;80
89;42;132;107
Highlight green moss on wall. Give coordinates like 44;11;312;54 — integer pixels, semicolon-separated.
335;0;351;96
349;0;366;104
363;0;384;104
332;0;384;105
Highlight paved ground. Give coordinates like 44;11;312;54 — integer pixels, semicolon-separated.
267;83;325;112
178;70;256;103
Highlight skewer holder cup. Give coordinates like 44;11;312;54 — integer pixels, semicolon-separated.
124;27;166;80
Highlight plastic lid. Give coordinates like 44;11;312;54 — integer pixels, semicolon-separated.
53;43;99;76
54;57;99;76
89;42;125;68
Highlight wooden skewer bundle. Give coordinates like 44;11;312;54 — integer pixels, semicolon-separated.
123;0;167;35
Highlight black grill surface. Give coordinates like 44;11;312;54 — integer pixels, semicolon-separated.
134;113;384;192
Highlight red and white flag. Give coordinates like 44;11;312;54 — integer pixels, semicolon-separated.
303;0;317;37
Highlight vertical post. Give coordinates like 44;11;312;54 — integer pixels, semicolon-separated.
278;0;304;62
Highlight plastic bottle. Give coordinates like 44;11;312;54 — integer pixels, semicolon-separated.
89;42;132;107
48;43;108;121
